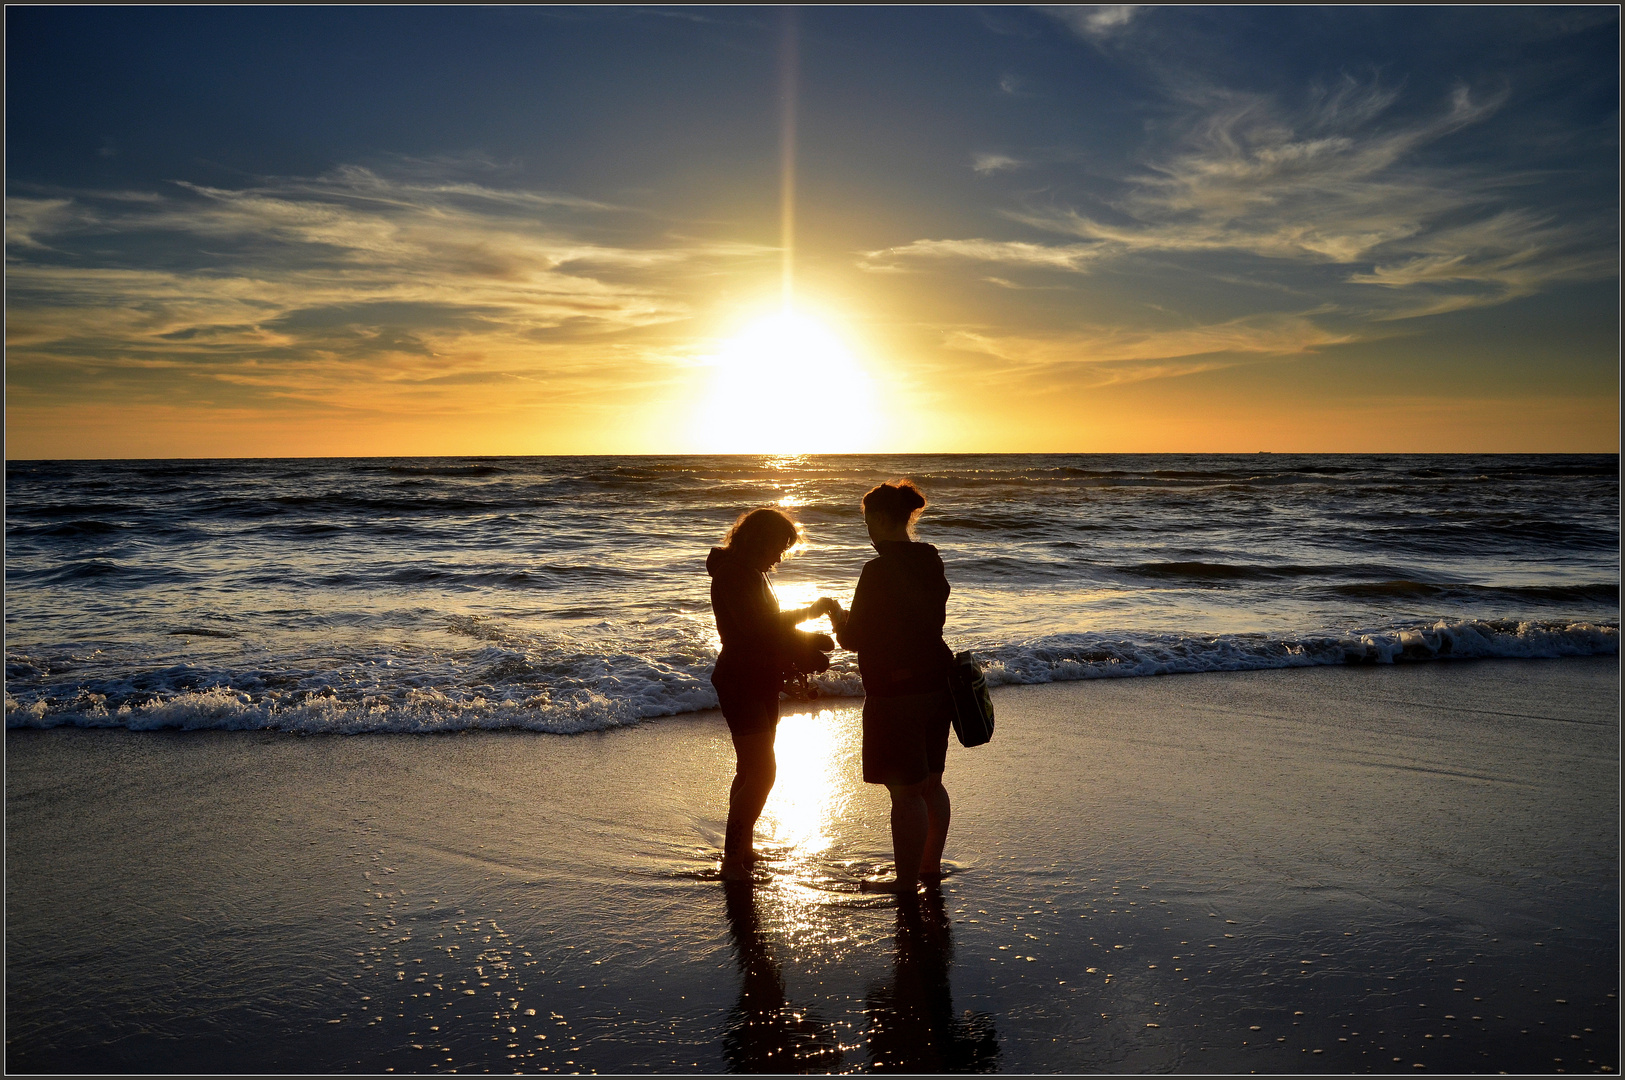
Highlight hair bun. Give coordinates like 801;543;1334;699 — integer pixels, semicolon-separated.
862;479;928;521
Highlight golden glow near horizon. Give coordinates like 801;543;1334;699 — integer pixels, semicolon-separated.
694;310;880;454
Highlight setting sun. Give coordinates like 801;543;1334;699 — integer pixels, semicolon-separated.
694;310;879;454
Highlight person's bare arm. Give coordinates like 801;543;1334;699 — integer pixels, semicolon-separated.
778;596;842;628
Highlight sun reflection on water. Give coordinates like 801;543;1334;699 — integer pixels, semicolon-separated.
770;580;845;634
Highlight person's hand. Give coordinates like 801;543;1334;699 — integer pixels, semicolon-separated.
811;596;838;617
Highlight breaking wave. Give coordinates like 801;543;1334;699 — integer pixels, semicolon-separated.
7;618;1615;736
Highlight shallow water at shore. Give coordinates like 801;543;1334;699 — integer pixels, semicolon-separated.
7;660;1617;1073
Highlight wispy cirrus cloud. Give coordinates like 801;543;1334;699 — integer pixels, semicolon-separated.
864;75;1616;327
1005;81;1507;264
1037;5;1142;41
972;152;1026;174
5;165;775;413
945;312;1352;387
859;237;1100;272
1344;208;1617;318
997;74;1032;97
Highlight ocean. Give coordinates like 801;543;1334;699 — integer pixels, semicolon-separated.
5;454;1618;734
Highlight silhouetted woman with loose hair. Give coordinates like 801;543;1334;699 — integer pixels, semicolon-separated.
707;507;842;881
832;480;956;894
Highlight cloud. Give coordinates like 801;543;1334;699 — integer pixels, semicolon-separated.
997;73;1031;96
4;165;776;412
972;152;1026;174
860;237;1102;272
1038;5;1141;40
6;197;95;251
871;76;1614;320
1344;208;1617;316
1007;79;1508;264
945;313;1352;385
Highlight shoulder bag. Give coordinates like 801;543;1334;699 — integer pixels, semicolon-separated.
948;650;994;747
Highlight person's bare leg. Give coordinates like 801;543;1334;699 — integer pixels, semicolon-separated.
723;730;776;881
862;779;927;894
919;773;950;882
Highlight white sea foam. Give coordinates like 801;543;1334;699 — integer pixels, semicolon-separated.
973;618;1619;687
7;618;1614;735
5;682;695;736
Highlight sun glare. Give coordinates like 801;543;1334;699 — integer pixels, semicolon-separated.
760;708;850;857
694;311;879;453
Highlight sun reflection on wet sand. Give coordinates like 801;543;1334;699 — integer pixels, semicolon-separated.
759;709;855;863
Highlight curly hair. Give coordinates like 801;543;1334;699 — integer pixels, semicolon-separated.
721;506;802;566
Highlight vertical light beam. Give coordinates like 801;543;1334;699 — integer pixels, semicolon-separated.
779;7;798;313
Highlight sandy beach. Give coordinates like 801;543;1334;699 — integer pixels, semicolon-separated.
6;657;1618;1073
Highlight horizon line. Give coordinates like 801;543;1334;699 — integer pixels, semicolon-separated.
6;449;1620;464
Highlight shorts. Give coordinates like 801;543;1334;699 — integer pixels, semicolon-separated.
713;670;781;737
862;689;953;787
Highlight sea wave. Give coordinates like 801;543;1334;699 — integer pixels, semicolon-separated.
972;618;1619;686
378;464;508;477
6;618;1615;736
10;519;132;538
1324;581;1619;604
22;559;198;586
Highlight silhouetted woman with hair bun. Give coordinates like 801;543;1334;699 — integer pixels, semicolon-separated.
707;507;843;881
831;480;957;894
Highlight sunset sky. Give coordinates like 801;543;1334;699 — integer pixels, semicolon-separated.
6;5;1619;458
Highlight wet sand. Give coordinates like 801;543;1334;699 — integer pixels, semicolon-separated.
6;657;1618;1073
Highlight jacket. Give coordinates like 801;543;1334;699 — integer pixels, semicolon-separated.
836;539;953;697
707;546;807;690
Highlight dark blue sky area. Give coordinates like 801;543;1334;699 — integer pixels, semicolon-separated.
12;7;1613;213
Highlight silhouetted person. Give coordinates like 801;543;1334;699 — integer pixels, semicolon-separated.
866;886;1000;1072
720;881;846;1073
831;480;956;894
708;507;842;881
